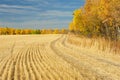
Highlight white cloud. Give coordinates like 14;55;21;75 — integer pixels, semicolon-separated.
24;0;50;5
0;4;38;10
0;8;30;14
0;8;72;28
0;4;40;14
0;1;75;29
50;3;81;9
39;10;72;17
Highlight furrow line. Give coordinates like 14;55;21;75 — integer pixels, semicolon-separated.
27;47;36;80
30;45;42;79
7;50;21;80
22;47;31;80
37;45;52;80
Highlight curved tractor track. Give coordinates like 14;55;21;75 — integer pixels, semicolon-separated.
0;34;120;80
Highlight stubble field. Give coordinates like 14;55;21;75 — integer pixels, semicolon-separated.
0;34;120;80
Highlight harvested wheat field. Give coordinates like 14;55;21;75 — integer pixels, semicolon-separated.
0;34;120;80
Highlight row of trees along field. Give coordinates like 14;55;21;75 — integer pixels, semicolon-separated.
69;0;120;40
0;27;68;35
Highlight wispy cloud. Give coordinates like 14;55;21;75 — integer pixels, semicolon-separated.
24;0;50;5
0;4;40;14
0;8;36;14
39;10;72;17
0;0;84;29
0;8;26;14
0;4;39;11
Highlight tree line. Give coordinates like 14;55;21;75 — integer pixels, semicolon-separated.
0;27;68;35
69;0;120;40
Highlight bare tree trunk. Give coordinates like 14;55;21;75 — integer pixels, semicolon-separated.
104;23;110;40
114;25;119;54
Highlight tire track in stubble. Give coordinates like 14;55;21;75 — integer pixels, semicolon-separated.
46;43;82;80
55;35;120;80
63;35;120;79
64;35;120;67
56;35;112;79
50;35;112;80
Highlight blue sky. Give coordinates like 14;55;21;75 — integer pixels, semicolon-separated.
0;0;85;29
